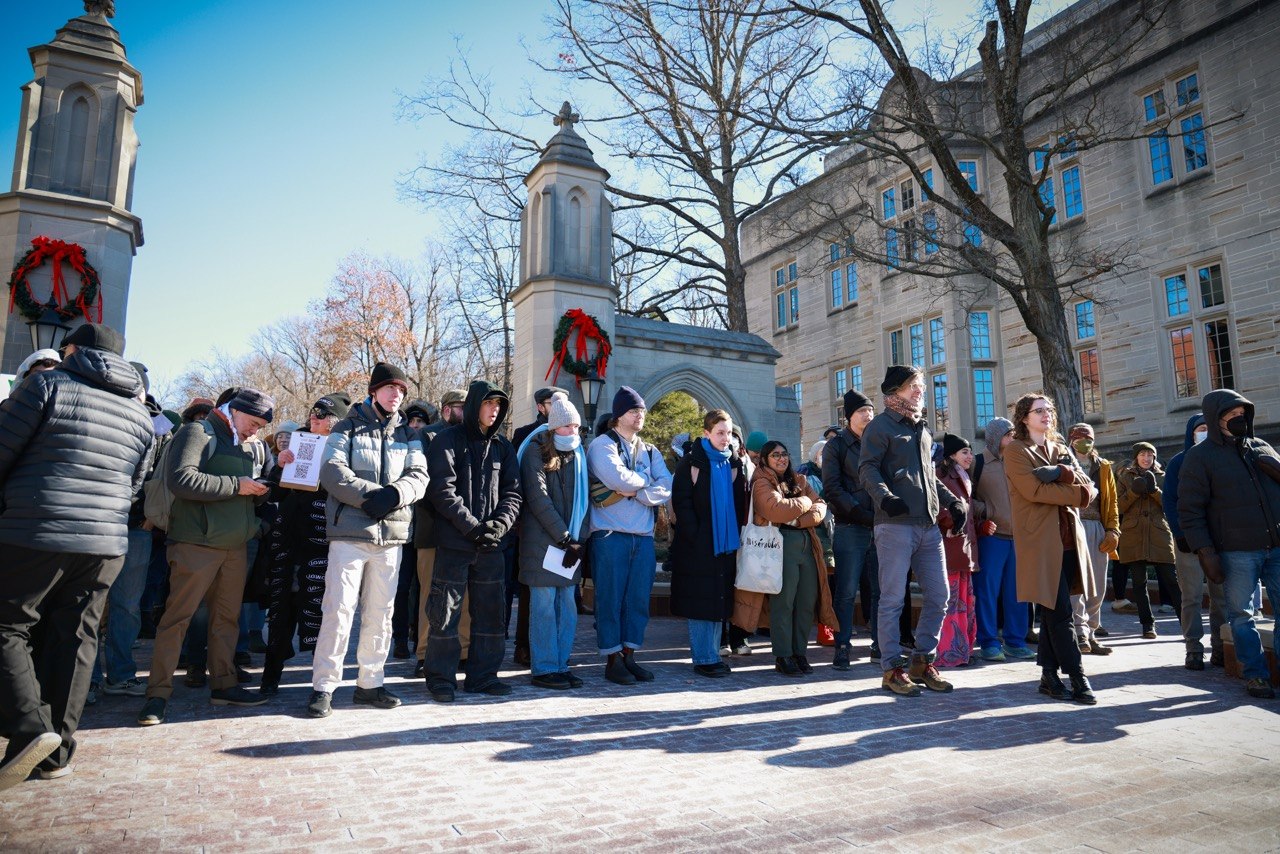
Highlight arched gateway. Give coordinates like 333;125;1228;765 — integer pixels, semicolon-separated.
511;103;798;447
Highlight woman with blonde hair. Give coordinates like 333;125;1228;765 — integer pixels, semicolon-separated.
1004;393;1099;705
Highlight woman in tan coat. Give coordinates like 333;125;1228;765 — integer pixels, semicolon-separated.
748;440;837;677
1004;393;1099;705
1115;442;1181;639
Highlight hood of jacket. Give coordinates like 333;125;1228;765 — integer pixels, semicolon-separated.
984;417;1014;460
16;348;60;378
1202;388;1253;445
463;379;509;440
59;347;146;399
1181;412;1206;452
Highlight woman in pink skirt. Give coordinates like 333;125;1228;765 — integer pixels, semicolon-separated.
935;434;979;666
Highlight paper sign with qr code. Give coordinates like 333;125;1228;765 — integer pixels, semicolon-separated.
280;431;327;491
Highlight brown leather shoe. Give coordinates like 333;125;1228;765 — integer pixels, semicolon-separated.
881;667;921;696
1086;638;1113;656
908;659;954;692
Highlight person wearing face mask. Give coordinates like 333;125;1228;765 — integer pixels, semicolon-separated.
670;410;749;678
305;364;429;718
518;397;589;689
1162;414;1228;670
1064;424;1120;657
1116;442;1180;640
1178;389;1280;700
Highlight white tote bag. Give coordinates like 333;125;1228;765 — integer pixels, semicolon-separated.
735;487;784;594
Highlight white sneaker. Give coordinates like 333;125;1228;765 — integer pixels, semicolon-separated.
1158;604;1175;614
0;732;60;793
102;677;147;697
731;643;752;656
1110;599;1132;613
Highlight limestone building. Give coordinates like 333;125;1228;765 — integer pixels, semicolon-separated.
741;0;1279;455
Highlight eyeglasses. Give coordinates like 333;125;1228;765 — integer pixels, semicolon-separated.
1030;407;1055;416
768;451;790;459
310;407;332;419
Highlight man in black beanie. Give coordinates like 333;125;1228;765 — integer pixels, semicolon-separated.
0;323;151;788
822;387;880;671
306;363;428;717
859;366;963;697
137;388;276;726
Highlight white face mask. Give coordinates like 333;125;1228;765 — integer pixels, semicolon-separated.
1193;429;1208;445
553;433;580;452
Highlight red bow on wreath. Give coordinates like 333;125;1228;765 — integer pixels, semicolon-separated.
7;235;102;323
545;308;612;384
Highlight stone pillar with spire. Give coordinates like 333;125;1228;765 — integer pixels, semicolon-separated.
511;102;617;425
0;1;143;371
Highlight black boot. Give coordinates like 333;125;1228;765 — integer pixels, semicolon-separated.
621;648;654;682
605;653;636;685
1037;669;1066;700
1068;672;1097;705
1185;643;1205;671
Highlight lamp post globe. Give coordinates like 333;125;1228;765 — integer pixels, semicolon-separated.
27;300;71;352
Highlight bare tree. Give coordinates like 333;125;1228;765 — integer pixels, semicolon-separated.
761;0;1228;424
546;0;837;330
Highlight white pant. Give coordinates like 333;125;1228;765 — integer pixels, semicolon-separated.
311;540;401;693
1071;519;1109;639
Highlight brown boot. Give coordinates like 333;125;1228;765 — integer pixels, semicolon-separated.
908;658;954;692
881;667;921;696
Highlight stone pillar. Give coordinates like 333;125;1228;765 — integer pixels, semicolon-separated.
511;103;618;425
0;6;143;371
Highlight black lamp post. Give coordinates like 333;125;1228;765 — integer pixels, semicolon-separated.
579;371;605;435
27;299;71;352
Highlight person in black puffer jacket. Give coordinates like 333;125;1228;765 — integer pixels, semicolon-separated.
0;324;152;789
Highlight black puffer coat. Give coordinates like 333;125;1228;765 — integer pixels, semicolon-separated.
0;347;152;556
669;439;749;622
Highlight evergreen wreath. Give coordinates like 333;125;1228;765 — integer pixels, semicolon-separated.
7;236;103;323
546;308;611;382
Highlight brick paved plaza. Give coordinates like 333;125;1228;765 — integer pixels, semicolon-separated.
2;607;1277;852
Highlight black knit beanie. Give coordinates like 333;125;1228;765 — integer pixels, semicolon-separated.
229;388;275;422
942;433;971;458
843;388;872;419
880;365;918;395
369;362;410;393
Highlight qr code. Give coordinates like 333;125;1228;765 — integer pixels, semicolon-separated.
293;462;311;480
296;442;317;463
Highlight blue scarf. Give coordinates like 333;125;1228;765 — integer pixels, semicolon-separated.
567;443;589;540
702;437;740;555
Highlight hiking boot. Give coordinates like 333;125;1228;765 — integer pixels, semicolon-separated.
531;672;572;690
1245;678;1276;699
1185;644;1205;671
137;697;167;726
1068;672;1097;705
1077;636;1091;653
832;643;852;671
210;686;267;707
775;656;802;677
621;650;654;682
1209;648;1225;668
882;667;922;696
978;645;1006;662
1085;638;1113;656
1038;672;1067;700
908;659;954;692
0;732;61;793
792;655;814;675
605;653;637;685
353;686;402;709
102;677;147;697
307;690;332;718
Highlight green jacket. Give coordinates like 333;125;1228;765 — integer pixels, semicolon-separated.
166;413;261;549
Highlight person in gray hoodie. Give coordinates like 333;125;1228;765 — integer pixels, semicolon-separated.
306;363;428;718
1178;388;1280;699
859;365;963;696
970;417;1036;662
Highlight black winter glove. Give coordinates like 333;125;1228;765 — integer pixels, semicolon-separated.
360;486;401;520
881;495;909;517
562;541;585;568
1131;473;1153;495
948;500;967;532
1176;535;1191;554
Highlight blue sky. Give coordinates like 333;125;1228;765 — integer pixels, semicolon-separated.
1;0;559;387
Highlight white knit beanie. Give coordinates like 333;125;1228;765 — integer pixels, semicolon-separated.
547;397;582;430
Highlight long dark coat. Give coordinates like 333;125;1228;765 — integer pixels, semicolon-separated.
669;439;749;622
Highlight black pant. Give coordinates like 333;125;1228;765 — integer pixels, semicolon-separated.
424;547;506;691
1038;551;1084;676
1124;561;1181;629
0;545;123;768
392;543;417;647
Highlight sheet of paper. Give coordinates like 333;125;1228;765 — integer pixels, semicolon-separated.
279;431;326;491
542;545;580;580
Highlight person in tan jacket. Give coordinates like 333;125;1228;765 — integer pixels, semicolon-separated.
1004;393;1099;705
750;440;835;677
1065;423;1120;655
1116;442;1180;639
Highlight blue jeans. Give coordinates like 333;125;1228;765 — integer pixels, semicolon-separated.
975;537;1028;651
1219;548;1280;681
91;528;152;684
688;618;722;666
873;522;948;671
832;524;878;647
590;530;655;655
529;585;578;675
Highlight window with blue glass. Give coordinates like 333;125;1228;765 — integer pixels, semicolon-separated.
830;268;843;308
829;242;841;262
849;364;862;394
882;188;896;220
909;323;924;367
1143;90;1167;122
793;381;802;407
1181;113;1207;172
969;311;991;359
775;292;786;330
1148;131;1173;184
932;373;949;433
929;317;946;365
1061;166;1083;219
885;228;899;268
973;369;995;427
1161;260;1234;402
1074;300;1095;340
923;211;938;255
958;160;979;193
963;218;982;247
921;168;933;201
1034;148;1057;224
834;368;847;398
890;330;904;366
1142;71;1209;187
1176;73;1199;107
1165;274;1189;317
774;262;799;329
845;263;858;303
790;285;799;324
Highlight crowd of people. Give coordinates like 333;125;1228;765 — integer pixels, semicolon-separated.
1;323;1278;793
